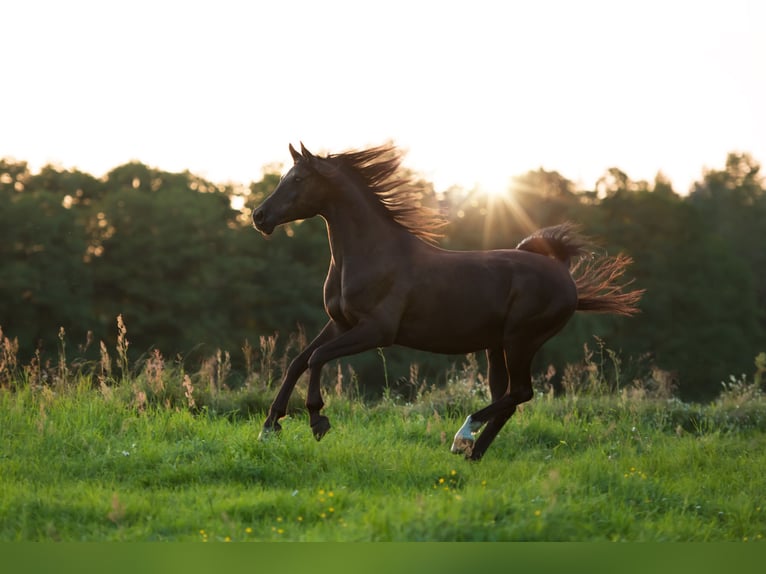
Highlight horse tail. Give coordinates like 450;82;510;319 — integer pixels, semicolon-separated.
571;254;644;316
516;223;644;316
515;222;588;267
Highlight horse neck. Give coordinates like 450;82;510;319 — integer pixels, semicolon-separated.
320;185;411;262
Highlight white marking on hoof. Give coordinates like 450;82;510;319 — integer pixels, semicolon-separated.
451;415;482;455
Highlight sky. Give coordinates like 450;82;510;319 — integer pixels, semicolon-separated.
3;0;765;195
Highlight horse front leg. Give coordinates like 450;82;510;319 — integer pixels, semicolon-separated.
306;365;331;440
303;319;395;439
260;321;341;439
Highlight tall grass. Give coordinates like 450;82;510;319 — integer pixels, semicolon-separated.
0;320;764;541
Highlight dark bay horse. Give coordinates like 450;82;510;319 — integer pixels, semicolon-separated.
253;143;643;460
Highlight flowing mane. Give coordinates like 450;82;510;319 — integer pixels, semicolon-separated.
326;144;446;243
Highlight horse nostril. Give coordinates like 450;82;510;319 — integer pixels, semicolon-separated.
253;209;265;226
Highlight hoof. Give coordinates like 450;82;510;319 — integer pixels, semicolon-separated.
258;420;282;441
450;415;481;456
450;436;474;457
311;415;331;441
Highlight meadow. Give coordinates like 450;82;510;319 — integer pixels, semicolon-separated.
1;334;765;542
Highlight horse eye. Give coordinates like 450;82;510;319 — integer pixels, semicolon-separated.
294;175;303;183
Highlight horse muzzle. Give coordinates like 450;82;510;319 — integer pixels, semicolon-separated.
252;208;275;236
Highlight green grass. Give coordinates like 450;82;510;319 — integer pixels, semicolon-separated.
1;375;765;542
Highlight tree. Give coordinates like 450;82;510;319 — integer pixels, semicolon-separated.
0;175;93;357
87;163;240;357
588;184;762;398
690;152;766;335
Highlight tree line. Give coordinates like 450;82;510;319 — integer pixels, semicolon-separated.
1;152;764;400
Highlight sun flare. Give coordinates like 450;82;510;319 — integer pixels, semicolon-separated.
477;181;511;199
477;184;539;246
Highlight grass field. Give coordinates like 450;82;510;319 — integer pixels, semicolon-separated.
1;350;765;542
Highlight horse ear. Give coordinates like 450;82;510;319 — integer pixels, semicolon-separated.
297;141;334;175
300;142;314;159
289;143;302;164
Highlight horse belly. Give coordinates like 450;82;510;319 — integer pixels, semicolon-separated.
395;290;507;354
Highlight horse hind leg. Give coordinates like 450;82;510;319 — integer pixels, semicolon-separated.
452;372;530;460
452;343;536;460
451;347;509;457
468;411;515;460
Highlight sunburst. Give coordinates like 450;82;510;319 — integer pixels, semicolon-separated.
478;186;538;249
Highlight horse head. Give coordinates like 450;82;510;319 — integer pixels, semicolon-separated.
252;143;335;235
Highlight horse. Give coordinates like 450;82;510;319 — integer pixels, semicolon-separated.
252;142;643;460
